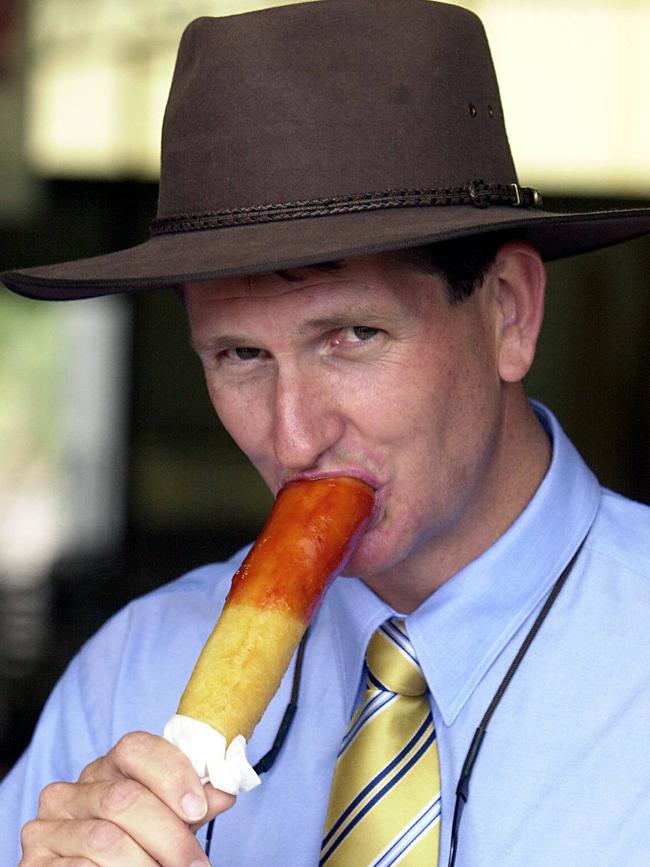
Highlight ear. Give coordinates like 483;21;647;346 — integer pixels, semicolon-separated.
492;240;546;383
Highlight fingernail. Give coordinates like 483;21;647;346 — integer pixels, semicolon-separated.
190;861;209;867
181;791;207;821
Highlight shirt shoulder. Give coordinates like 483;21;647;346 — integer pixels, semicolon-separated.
0;548;251;863
99;546;250;643
66;546;252;743
587;488;650;580
132;546;249;606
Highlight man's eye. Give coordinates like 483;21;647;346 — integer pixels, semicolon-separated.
351;326;379;341
330;325;382;350
232;347;261;360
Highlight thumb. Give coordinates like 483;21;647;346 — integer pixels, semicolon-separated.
190;784;236;832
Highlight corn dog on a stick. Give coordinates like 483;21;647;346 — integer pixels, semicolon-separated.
165;475;374;792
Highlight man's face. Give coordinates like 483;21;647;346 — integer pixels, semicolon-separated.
186;254;508;603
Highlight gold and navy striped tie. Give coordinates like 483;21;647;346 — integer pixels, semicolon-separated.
320;618;441;866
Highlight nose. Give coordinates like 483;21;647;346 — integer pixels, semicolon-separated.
272;364;344;472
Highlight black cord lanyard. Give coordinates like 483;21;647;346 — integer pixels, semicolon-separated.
447;541;585;867
204;627;311;859
204;541;584;864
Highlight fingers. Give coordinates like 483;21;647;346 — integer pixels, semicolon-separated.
21;732;218;866
80;732;210;825
189;784;236;833
21;817;158;866
37;779;209;866
21;817;209;867
22;861;95;867
20;858;96;867
204;784;236;816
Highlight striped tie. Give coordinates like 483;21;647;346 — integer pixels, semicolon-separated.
320;618;441;866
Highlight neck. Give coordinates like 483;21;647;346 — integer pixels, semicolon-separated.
364;391;552;613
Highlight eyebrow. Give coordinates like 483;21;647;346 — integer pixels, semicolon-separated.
297;303;387;333
191;302;388;354
191;333;255;355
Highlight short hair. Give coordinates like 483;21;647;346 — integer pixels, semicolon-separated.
176;230;519;306
272;230;519;304
389;230;519;304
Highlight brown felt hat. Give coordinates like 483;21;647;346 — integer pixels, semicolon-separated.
4;0;650;300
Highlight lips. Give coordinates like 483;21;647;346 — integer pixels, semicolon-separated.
279;469;385;530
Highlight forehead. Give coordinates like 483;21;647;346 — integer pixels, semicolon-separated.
184;253;442;322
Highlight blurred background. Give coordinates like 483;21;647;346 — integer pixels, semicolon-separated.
1;0;649;778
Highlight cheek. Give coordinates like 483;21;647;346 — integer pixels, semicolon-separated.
206;379;271;464
341;371;418;450
393;342;499;473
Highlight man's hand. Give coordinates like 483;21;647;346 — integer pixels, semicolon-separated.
19;731;235;866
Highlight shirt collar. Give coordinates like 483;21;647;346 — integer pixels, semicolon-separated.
327;402;600;726
408;402;600;725
327;574;394;718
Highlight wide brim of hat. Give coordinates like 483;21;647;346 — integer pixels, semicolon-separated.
3;203;650;300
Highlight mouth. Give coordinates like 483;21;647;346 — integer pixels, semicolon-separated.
280;469;385;530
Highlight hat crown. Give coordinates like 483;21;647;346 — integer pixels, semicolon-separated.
9;0;649;300
158;0;517;221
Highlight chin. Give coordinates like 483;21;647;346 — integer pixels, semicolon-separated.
342;533;397;582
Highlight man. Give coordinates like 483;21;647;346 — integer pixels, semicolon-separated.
2;1;650;865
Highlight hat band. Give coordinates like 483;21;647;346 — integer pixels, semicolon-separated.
150;181;542;236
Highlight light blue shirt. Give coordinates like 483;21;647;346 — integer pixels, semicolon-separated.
2;404;650;866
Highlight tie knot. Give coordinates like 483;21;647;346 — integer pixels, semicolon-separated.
365;619;427;696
